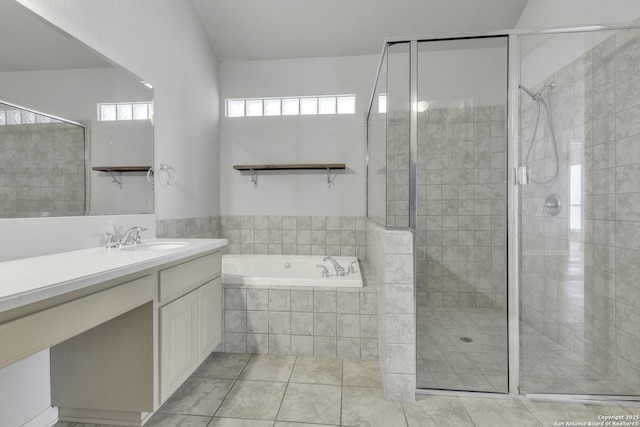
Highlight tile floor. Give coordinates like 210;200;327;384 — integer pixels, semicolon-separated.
57;352;640;427
417;307;636;395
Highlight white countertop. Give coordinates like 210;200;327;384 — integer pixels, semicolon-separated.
0;238;227;314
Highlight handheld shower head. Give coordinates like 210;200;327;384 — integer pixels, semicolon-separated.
519;85;538;100
520;81;556;101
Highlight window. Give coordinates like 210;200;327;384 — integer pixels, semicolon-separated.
0;108;60;126
225;95;356;117
378;95;387;114
98;102;153;121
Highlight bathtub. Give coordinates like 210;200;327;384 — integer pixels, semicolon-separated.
222;254;363;288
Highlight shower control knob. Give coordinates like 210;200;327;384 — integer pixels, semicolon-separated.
542;193;562;216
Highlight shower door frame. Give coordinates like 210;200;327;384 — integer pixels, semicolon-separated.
371;23;640;402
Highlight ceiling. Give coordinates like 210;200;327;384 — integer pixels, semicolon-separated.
192;0;529;61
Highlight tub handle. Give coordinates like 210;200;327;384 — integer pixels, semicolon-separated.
316;264;329;278
348;260;358;274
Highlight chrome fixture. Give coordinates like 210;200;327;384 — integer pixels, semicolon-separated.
105;226;148;248
104;232;117;249
323;256;346;276
348;260;358;274
542;193;562;216
118;226;147;246
519;81;559;185
316;264;329;278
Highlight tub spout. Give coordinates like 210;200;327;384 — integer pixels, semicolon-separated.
316;264;329;278
323;256;346;276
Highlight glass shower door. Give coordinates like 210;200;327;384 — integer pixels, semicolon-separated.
416;37;509;392
518;29;640;396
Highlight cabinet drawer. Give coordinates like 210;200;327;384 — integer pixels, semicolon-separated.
0;274;154;370
159;252;221;304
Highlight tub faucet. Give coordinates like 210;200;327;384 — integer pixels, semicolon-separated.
323;256;346;276
316;264;329;278
117;226;147;246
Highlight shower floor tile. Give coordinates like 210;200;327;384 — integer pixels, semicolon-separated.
417;307;636;396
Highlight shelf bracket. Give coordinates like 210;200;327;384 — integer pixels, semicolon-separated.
326;167;336;188
108;170;123;189
250;169;258;188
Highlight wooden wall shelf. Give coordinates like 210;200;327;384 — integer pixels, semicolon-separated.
233;163;345;171
92;166;152;172
233;163;346;188
92;166;152;189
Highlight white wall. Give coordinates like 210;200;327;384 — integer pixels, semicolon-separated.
516;0;640;30
14;0;222;221
0;1;220;425
220;55;378;216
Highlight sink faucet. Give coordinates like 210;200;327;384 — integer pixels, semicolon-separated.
116;226;147;247
323;256;346;276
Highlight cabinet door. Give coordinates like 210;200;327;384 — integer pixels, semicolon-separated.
160;290;199;402
198;277;222;362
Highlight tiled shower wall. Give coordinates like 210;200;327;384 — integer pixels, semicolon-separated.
0;122;86;217
386;112;410;229
520;30;640;391
219;215;366;260
414;106;507;310
365;219;415;401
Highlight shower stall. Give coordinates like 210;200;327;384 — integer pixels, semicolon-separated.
366;26;640;400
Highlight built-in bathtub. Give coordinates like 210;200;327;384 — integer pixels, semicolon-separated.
222;254;363;288
219;254;375;359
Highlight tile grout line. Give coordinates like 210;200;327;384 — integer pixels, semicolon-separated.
272;355;298;423
210;354;253;421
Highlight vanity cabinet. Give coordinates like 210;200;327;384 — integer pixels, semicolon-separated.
158;251;222;402
45;248;223;426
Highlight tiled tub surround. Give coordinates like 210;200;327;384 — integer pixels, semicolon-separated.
366;219;416;401
520;30;640;394
156;215;221;239
220;283;378;361
0;121;87;217
414;106;508;311
219;215;367;260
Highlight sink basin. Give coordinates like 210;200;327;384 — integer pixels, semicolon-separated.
120;241;190;252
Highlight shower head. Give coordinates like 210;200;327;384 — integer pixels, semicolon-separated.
520;81;556;101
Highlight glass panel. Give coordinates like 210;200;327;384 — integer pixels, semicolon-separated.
227;100;245;117
378;95;387;114
7;109;21;124
337;96;355;114
132;103;148;120
318;97;336;114
116;103;132;120
416;37;509;393
519;29;640;396
282;98;299;115
246;99;263;117
386;42;411;228
300;97;318;115
35;114;52;124
22;110;36;124
0;111;5;125
263;99;281;116
100;104;116;121
366;47;388;227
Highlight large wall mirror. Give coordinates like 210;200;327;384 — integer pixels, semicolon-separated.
0;0;154;217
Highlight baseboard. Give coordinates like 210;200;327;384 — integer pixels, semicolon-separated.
22;406;58;427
